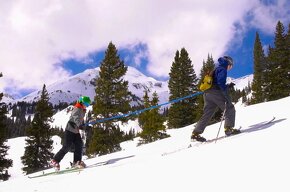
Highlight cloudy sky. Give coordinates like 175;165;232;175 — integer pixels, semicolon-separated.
0;0;289;98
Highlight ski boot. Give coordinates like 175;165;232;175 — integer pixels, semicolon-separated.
191;132;206;142
224;127;241;136
50;159;60;171
71;161;86;169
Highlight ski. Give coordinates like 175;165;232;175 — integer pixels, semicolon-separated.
191;129;243;147
28;160;109;179
162;117;276;156
192;116;276;147
28;167;82;179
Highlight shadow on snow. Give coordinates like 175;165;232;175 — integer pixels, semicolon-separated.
87;155;135;168
242;117;287;134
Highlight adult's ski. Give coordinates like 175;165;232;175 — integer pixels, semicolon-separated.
192;116;276;147
162;117;276;156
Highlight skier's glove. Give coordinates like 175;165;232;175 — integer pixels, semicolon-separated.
79;124;85;130
227;82;235;89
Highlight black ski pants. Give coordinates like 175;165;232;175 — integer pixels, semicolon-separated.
54;130;83;163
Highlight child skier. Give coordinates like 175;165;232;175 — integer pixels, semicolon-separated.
50;96;91;170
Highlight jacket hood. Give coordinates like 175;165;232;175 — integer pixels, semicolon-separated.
74;102;86;109
218;57;229;68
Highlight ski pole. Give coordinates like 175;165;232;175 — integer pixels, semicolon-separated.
215;102;227;143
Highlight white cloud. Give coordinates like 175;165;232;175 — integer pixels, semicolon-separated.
249;0;290;34
0;0;288;98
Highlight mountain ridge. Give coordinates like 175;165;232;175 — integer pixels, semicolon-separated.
5;66;252;106
15;66;169;106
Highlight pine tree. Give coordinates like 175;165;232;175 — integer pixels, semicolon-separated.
0;73;13;181
88;42;131;156
265;21;289;100
138;91;168;145
21;84;54;174
138;91;150;136
286;23;290;93
251;32;266;104
264;45;273;101
168;48;199;129
195;54;215;121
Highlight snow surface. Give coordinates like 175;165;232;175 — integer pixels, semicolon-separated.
1;96;289;192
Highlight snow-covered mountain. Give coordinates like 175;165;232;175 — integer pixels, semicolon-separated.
227;74;253;91
1;94;15;104
6;66;252;106
18;66;169;106
2;96;289;192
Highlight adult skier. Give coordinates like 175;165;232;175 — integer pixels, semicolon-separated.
50;96;91;170
191;56;241;142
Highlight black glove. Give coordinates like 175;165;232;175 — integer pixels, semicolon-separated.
227;82;235;89
79;124;85;130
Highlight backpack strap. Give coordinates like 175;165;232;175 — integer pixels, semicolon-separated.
209;68;216;77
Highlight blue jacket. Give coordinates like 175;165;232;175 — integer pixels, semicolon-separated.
212;57;229;92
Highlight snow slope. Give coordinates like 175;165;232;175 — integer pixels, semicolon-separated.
1;96;289;192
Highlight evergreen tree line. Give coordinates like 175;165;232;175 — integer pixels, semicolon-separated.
4;102;35;138
251;21;290;104
4;101;69;139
